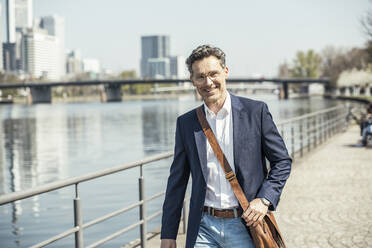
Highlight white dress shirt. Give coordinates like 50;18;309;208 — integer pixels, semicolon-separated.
203;92;239;209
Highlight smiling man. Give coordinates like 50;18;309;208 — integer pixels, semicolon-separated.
160;45;291;248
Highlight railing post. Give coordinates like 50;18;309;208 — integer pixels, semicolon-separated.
307;118;310;152
313;117;317;148
139;165;147;248
331;111;335;136
324;114;328;141
182;199;188;234
320;114;323;144
299;123;303;157
291;126;295;160
74;183;84;248
326;113;330;139
340;110;345;132
329;112;332;137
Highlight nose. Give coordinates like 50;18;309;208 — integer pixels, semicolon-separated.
205;76;214;86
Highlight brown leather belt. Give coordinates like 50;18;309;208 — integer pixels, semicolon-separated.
203;206;242;218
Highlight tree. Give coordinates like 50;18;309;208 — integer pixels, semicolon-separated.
289;50;322;78
321;46;349;88
277;61;290;78
361;1;372;66
361;2;372;40
321;46;368;88
119;70;152;94
0;72;23;97
119;70;137;79
366;41;372;67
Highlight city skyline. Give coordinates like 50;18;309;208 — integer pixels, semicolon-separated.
1;0;371;77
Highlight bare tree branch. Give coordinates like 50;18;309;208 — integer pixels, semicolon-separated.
361;0;372;39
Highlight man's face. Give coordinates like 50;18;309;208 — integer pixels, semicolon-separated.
191;56;228;105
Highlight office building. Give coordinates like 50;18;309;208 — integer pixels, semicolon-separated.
5;0;16;43
141;35;170;59
170;55;187;79
40;15;65;77
15;29;24;70
14;0;32;70
66;50;82;75
15;0;33;29
0;3;3;70
148;57;170;79
3;0;16;72
21;28;60;80
140;35;170;78
3;43;16;71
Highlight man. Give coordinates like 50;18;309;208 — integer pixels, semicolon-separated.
161;45;291;248
361;103;372;146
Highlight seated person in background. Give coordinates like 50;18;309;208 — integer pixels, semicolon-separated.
361;103;372;146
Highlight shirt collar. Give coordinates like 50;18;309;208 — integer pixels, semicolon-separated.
204;91;231;117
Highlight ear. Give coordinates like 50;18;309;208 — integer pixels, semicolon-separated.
190;74;196;86
224;66;229;78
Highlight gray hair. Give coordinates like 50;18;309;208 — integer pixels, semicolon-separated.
186;45;226;74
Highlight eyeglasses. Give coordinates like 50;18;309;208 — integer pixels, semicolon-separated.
192;71;222;84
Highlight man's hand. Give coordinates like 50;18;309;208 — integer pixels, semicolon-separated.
241;198;269;227
160;239;176;248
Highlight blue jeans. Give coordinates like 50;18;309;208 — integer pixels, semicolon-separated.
194;212;255;248
362;124;372;140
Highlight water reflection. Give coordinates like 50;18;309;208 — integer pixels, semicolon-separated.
142;101;180;155
0;109;38;244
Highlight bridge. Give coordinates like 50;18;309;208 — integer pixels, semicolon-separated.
0;78;329;103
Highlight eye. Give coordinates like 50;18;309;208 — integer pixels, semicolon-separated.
196;74;205;80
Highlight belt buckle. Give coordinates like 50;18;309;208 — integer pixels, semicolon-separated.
211;207;215;216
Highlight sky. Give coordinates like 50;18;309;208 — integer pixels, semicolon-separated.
2;0;371;77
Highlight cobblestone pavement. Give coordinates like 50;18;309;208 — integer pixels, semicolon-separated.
276;124;372;248
142;125;372;248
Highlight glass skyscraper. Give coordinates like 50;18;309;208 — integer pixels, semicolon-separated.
140;35;170;78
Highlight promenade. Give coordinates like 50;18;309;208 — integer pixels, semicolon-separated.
138;124;372;248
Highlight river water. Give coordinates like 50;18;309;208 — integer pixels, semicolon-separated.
0;94;347;247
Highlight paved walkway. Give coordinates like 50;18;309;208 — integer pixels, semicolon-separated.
134;125;372;247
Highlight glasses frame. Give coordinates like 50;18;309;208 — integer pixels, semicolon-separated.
192;70;224;85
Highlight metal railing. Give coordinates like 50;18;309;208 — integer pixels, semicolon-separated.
0;105;349;248
0;152;178;248
277;105;348;160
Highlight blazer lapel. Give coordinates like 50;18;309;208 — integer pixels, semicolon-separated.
194;109;208;184
231;94;246;175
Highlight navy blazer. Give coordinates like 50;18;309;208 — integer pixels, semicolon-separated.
161;94;292;248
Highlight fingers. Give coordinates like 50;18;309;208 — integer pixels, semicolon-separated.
242;208;266;227
252;215;265;227
242;198;269;227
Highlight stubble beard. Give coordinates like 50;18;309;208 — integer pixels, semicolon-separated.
202;88;227;112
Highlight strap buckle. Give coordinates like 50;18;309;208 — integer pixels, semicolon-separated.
225;171;235;181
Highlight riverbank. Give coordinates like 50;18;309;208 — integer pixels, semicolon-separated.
337;95;372;104
8;92;194;104
324;94;372;104
8;92;329;104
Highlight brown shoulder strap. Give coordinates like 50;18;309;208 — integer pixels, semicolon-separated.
197;105;287;248
196;106;250;211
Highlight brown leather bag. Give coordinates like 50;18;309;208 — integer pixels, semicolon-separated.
196;106;286;248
